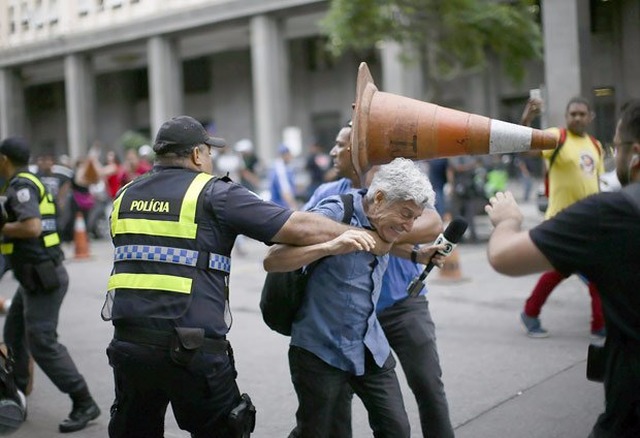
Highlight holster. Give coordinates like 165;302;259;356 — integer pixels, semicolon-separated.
15;260;61;294
169;327;205;367
586;344;606;383
228;393;256;437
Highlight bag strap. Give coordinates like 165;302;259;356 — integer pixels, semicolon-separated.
304;193;354;275
339;193;354;224
548;128;602;172
548;128;567;171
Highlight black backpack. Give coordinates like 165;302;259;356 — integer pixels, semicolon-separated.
260;193;354;336
0;347;26;434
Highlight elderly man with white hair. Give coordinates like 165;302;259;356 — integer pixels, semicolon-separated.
264;158;444;438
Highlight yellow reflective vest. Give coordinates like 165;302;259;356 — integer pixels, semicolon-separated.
103;170;231;321
1;172;61;256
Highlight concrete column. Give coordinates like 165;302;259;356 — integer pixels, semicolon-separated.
621;0;640;98
541;0;590;127
0;68;25;138
64;53;96;159
379;41;423;99
148;36;183;139
250;14;289;164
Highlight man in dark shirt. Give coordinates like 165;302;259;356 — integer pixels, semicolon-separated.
484;99;640;437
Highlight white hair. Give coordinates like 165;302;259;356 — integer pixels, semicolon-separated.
366;158;435;208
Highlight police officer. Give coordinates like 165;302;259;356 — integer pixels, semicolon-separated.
0;137;101;433
102;115;383;437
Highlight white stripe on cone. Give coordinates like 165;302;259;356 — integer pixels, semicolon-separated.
489;120;535;154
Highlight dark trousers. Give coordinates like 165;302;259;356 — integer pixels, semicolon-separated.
107;339;241;438
3;264;88;395
378;296;454;438
288;346;410;438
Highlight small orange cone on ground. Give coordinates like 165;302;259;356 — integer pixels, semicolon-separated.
438;246;464;282
435;213;467;283
73;212;91;259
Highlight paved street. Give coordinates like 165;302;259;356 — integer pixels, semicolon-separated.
0;197;605;437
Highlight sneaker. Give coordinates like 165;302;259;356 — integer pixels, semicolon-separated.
591;328;607;340
520;312;549;338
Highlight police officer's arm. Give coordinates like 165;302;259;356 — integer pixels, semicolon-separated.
264;229;376;272
270;211;392;256
485;191;553;276
1;217;42;239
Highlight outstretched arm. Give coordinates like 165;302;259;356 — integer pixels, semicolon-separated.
271;211;392;256
264;229;377;272
485;191;553;276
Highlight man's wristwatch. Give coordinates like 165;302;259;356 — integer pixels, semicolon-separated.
411;245;419;264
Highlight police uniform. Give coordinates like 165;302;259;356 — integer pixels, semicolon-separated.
103;116;293;437
0;136;100;433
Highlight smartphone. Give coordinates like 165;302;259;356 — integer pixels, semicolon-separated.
529;88;542;101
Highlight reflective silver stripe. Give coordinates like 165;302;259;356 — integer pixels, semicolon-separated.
114;245;231;273
41;218;57;232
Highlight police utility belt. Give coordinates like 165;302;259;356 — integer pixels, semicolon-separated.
114;326;229;364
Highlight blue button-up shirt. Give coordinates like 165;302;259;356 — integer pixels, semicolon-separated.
291;190;390;375
304;178;428;313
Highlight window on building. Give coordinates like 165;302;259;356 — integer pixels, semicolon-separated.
9;6;16;33
131;68;149;100
304;37;335;72
590;0;615;34
25;82;62;111
592;86;615;145
183;57;211;94
310;112;342;152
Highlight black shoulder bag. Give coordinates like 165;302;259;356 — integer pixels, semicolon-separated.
260;193;354;336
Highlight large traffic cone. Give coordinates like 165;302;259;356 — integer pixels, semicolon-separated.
73;212;91;259
350;62;558;183
435;214;468;283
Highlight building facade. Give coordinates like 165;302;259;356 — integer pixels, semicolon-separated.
0;0;638;163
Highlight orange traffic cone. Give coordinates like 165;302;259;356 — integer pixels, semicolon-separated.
73;212;91;259
350;62;558;183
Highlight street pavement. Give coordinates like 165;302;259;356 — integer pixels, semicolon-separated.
0;195;605;437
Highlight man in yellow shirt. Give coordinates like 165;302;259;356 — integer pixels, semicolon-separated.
519;96;605;338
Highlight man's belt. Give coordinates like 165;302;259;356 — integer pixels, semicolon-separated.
114;326;229;354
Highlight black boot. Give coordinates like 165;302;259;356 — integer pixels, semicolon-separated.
59;388;101;433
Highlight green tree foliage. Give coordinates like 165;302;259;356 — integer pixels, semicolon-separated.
321;0;542;101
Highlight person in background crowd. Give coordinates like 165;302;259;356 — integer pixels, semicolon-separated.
59;157;97;243
124;147;152;180
427;157;449;218
518;96;606;339
485;98;640;438
101;151;130;200
0;137;101;433
35;151;74;238
214;144;245;183
304;140;331;201
447;156;484;242
234;139;262;193
269;144;298;209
